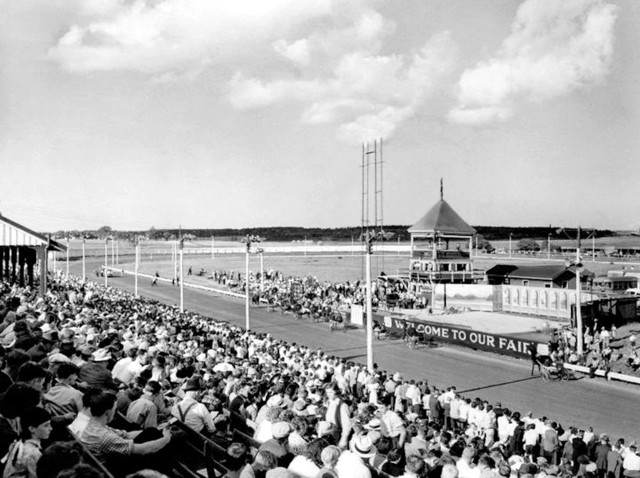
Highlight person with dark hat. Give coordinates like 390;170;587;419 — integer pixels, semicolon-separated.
78;348;118;392
171;376;216;435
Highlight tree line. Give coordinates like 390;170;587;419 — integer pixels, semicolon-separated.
53;225;614;246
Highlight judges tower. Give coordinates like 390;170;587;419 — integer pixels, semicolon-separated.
407;180;480;284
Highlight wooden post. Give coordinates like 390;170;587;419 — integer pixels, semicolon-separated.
18;247;26;287
10;246;17;283
26;248;36;288
38;246;47;297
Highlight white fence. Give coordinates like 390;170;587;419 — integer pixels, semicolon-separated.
501;285;596;320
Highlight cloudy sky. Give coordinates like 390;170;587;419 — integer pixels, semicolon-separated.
1;0;639;232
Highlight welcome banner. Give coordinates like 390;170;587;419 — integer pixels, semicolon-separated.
381;316;540;359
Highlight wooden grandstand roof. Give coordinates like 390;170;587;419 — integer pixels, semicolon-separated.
0;214;66;251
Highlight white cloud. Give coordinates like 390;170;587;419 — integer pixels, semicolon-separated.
273;38;311;67
229;31;456;141
49;0;455;141
448;0;618;125
49;0;333;73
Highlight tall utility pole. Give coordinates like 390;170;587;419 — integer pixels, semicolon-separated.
66;237;70;276
104;237;109;287
82;237;86;279
575;227;583;356
361;139;386;372
179;233;184;312
241;235;261;331
134;236;140;298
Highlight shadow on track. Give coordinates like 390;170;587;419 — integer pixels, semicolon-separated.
457;375;543;394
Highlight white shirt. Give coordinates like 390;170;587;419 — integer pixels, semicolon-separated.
624;453;640;471
336;451;371;478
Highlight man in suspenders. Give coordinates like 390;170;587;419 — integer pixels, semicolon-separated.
171;377;216;436
324;384;352;449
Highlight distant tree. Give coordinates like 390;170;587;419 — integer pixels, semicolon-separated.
475;234;494;253
96;226;113;239
148;227;162;240
517;238;541;252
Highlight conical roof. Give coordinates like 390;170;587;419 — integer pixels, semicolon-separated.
408;199;476;236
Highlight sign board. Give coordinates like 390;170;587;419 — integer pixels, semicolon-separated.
350;304;364;326
383;316;540;359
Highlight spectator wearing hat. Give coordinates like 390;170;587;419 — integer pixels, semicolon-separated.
595;434;611;478
26;329;58;363
2;406;52;478
337;433;376;478
43;362;83;425
259;421;294;467
171;377;216;435
79;349;118;392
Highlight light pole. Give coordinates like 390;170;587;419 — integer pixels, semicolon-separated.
82;237;86;280
241;235;262;331
257;248;265;293
173;241;178;285
548;234;551;260
509;233;513;259
66;237;70;276
561;226;584;357
104;236;111;287
134;235;140;298
362;229;394;372
179;236;184;312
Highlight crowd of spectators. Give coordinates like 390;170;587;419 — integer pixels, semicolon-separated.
0;274;638;478
545;323;640;378
208;269;425;319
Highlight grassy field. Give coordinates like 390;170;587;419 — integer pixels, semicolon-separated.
59;237;640;283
